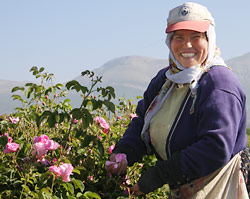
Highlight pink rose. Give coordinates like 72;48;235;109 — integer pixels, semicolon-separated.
105;153;127;171
34;134;50;144
94;116;110;133
102;123;110;134
73;119;78;124
45;140;60;150
117;116;122;120
66;146;71;154
52;158;58;165
9;117;19;124
49;165;61;176
88;176;93;181
59;163;74;182
129;113;137;120
109;145;115;154
32;142;48;160
116;153;127;163
4;142;19;153
49;163;74;182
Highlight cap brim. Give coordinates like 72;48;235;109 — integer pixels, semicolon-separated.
166;20;210;33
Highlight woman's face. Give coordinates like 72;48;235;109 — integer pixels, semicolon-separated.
170;30;208;68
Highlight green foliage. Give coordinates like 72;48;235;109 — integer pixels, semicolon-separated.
0;67;169;198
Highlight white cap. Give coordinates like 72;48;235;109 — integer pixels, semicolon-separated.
166;2;215;33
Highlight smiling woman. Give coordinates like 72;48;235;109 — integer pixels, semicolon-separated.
105;2;249;198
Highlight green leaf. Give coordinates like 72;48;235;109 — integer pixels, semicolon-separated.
80;86;88;94
55;83;64;89
81;70;91;77
45;87;52;95
30;66;38;72
65;80;81;91
106;86;115;98
77;148;85;155
39;171;51;186
12;94;23;101
59;112;67;123
103;100;115;113
47;111;58;128
25;87;34;99
22;184;30;192
64;99;71;103
72;179;85;192
70;108;83;120
41;187;52;196
62;183;68;191
11;86;25;92
72;169;81;175
76;130;86;138
0;135;8;147
36;111;52;128
51;86;56;94
39;67;45;72
83;191;101;199
25;83;34;87
97;141;104;157
81;108;93;129
66;182;74;195
81;135;96;147
91;99;98;110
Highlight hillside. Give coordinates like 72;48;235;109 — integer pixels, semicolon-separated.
1;53;250;126
75;56;169;99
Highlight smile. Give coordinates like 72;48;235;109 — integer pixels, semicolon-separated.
181;53;196;58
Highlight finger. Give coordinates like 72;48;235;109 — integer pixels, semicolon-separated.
131;184;144;195
105;164;114;173
118;160;127;175
109;154;116;162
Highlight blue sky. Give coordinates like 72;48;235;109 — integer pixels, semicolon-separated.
1;0;250;82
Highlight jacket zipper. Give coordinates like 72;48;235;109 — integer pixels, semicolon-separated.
167;91;192;158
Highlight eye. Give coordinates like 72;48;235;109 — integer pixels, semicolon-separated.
192;34;201;39
173;35;183;40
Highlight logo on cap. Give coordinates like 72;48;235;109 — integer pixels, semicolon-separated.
179;6;189;17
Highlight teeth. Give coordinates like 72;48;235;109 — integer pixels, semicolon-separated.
181;53;195;58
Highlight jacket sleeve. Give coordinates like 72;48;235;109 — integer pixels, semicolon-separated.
180;88;246;178
179;67;247;178
112;68;168;166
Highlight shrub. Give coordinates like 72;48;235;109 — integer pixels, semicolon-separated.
0;67;170;199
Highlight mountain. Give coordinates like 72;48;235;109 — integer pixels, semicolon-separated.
1;53;250;126
0;80;26;114
75;56;169;99
225;52;250;120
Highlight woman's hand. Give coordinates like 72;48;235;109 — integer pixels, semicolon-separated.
130;184;144;195
105;153;128;175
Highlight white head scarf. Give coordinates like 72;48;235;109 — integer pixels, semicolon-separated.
165;24;227;95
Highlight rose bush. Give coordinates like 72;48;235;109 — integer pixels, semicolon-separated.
0;67;171;198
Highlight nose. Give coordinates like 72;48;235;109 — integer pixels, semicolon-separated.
184;38;192;48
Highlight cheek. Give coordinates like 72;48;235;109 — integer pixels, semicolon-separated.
199;41;209;58
170;42;178;56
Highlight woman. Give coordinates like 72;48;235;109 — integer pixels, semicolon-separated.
105;2;249;198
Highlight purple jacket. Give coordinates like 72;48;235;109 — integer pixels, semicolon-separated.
113;65;247;192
